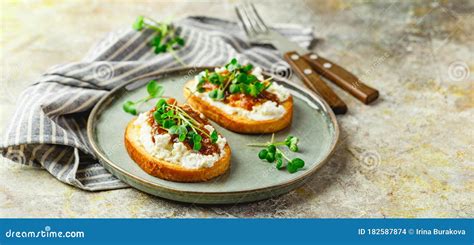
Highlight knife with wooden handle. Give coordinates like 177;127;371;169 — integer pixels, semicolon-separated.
283;51;347;114
263;32;347;114
265;31;378;109
302;53;379;104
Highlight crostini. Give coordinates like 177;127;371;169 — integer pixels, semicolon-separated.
124;98;231;182
183;59;293;134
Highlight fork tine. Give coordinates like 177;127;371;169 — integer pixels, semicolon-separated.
235;5;253;37
240;4;265;34
247;3;269;32
239;4;260;36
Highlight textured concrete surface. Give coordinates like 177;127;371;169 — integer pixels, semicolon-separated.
0;0;473;218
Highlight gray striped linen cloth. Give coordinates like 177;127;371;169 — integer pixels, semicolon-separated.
0;16;314;191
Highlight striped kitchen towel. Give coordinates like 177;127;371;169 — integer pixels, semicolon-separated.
0;16;314;191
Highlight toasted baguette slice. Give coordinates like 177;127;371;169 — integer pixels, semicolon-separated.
183;80;293;134
124;119;231;182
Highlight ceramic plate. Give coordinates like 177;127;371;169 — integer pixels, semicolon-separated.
87;67;339;204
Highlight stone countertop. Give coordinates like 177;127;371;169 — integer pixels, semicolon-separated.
1;0;472;218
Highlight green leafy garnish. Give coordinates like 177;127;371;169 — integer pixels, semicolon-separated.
287;158;305;173
133;16;145;31
123;101;138;115
123;80;220;152
285;136;299;152
132;15;186;66
210;130;218;144
248;134;305;173
169;125;188;142
147;80;164;97
195;58;272;101
151;98;218;152
192;133;202;151
122;80;164;116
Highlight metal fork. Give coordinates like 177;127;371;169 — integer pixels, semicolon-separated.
235;3;349;114
235;4;272;44
236;3;381;114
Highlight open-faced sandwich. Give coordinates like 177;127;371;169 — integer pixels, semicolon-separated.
124;97;231;182
183;59;293;134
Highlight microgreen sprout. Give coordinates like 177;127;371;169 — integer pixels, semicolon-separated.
248;134;305;173
123;80;164;115
133;16;186;66
196;58;272;101
153;98;218;151
123;80;219;152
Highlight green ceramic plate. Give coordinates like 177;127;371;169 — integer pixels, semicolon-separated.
87;67;339;204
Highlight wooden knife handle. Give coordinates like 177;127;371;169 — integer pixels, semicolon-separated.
302;53;379;104
284;51;347;115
